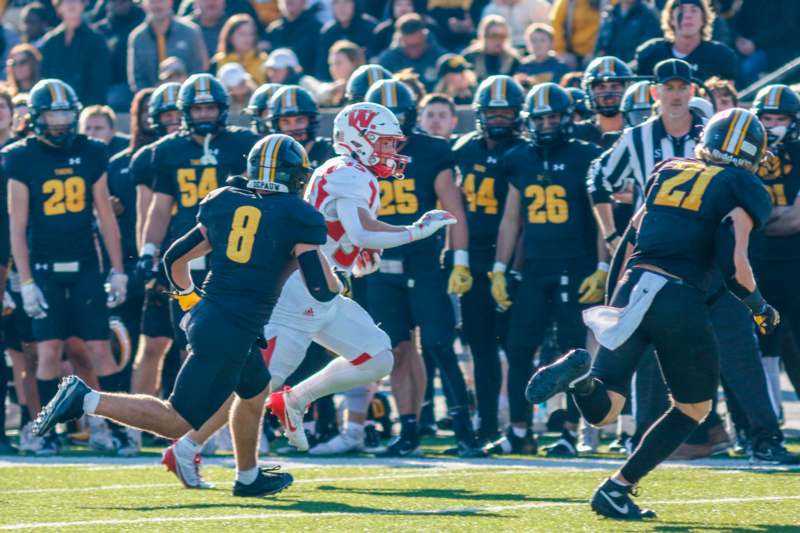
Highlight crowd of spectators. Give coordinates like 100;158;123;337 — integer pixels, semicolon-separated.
0;0;796;117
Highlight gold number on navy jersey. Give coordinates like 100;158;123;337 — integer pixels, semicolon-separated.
226;206;261;263
463;173;498;214
653;162;723;212
177;167;218;208
765;184;787;206
379;179;418;216
42;176;86;216
525;184;568;224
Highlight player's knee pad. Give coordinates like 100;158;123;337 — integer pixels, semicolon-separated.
355;349;394;382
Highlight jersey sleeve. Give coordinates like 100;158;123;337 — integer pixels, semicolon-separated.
730;169;773;230
323;163;377;207
430;137;456;176
500;146;522;191
292;201;328;245
85;139;109;184
2;146;27;186
151;142;176;197
197;186;226;227
130;146;154;188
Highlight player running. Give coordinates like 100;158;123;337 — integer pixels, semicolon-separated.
265;102;456;452
32;134;329;497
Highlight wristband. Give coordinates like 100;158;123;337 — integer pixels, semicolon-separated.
454;250;469;267
21;278;33;287
176;283;196;296
742;288;767;314
597;262;610;273
604;231;619;244
141;242;157;257
492;261;507;274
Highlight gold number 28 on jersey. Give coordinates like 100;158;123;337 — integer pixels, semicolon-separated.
42;176;86;216
226;206;261;263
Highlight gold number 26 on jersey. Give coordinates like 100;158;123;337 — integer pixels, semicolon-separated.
226;206;261;263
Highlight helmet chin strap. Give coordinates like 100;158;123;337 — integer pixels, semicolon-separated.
200;133;218;165
767;125;788;145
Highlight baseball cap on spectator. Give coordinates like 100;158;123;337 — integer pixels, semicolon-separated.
654;58;693;85
217;63;251;89
265;48;300;71
437;54;472;78
159;57;187;82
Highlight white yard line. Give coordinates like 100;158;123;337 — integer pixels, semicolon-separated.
2;494;800;530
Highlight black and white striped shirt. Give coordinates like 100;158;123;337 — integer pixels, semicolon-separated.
587;113;707;206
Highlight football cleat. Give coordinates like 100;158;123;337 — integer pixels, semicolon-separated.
35;432;59;457
161;443;215;489
112;427;141;457
88;418;116;452
750;435;800;465
543;430;578;457
233;466;293;497
525;349;591;405
591;478;656;520
266;387;309;452
375;435;422;457
486;428;538;455
363;424;383;454
446;439;489;458
607;432;633;454
33;375;90;437
308;429;363;455
707;423;731;455
19;422;43;454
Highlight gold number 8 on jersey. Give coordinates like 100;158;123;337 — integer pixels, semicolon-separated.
226;206;261;263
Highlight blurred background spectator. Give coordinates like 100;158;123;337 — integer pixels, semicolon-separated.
425;0;473;52
186;0;228;56
594;0;660;62
418;92;458;138
311;39;365;107
264;46;315;89
433;53;476;104
79;104;130;154
5;44;41;96
379;13;446;91
704;76;737;111
40;0;110;104
19;3;52;47
265;0;321;75
158;56;189;84
217;62;257;118
212;14;268;84
481;0;550;50
550;0;600;69
515;22;569;89
127;0;208;92
94;0;145;110
463;15;520;79
316;0;376;79
369;0;441;61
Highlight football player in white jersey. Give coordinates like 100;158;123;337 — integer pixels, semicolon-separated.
265;102;455;451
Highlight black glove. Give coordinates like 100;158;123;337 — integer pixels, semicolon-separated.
743;290;780;335
134;253;156;284
334;269;352;297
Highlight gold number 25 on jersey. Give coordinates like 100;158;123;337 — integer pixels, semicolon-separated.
226;206;261;263
653;162;723;212
178;167;218;208
379;179;418;216
42;176;86;216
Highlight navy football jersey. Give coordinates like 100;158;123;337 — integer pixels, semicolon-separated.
3;135;108;263
573;119;619;150
130;142;157;189
307;137;336;169
107;148;137;264
198;186;327;334
753;143;800;262
631;157;772;289
152;127;260;247
453;131;524;272
378;131;454;263
504;139;602;260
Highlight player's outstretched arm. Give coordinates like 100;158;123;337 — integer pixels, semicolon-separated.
335;198;455;250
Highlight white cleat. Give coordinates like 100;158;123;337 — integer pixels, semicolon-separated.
88;419;116;452
19;422;43;454
266;387;308;452
161;443;215;489
308;430;364;455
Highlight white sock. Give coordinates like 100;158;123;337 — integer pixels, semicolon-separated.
511;426;527;438
236;466;259;485
175;436;201;457
83;391;100;415
617;414;636;436
290;352;393;410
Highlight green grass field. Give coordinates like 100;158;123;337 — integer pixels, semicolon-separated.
2;438;800;532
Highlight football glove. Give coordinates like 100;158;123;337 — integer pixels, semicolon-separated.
167;288;202;312
334;269;352;297
134;253;156;284
353;249;381;278
448;265;473;295
753;303;780;335
3;290;16;316
20;280;48;319
488;271;511;311
407;210;456;241
106;270;128;308
579;269;608;304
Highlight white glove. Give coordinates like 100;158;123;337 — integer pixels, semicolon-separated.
406;210;456;242
3;291;16;313
21;281;48;319
106;270;128;308
352;249;381;278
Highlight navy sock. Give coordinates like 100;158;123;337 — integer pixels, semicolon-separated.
399;414;418;440
620;407;699;484
572;378;613;425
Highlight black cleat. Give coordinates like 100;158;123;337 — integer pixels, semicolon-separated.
607;432;634;455
447;439;489;458
525;349;591;404
486;427;538;455
232;466;294;497
750;435;800;465
33;376;91;437
543;430;578;457
376;435;422;457
591;478;656;520
0;437;19;455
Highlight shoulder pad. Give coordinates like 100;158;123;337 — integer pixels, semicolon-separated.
109;148;131;164
315;157;376;203
200;185;229;205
